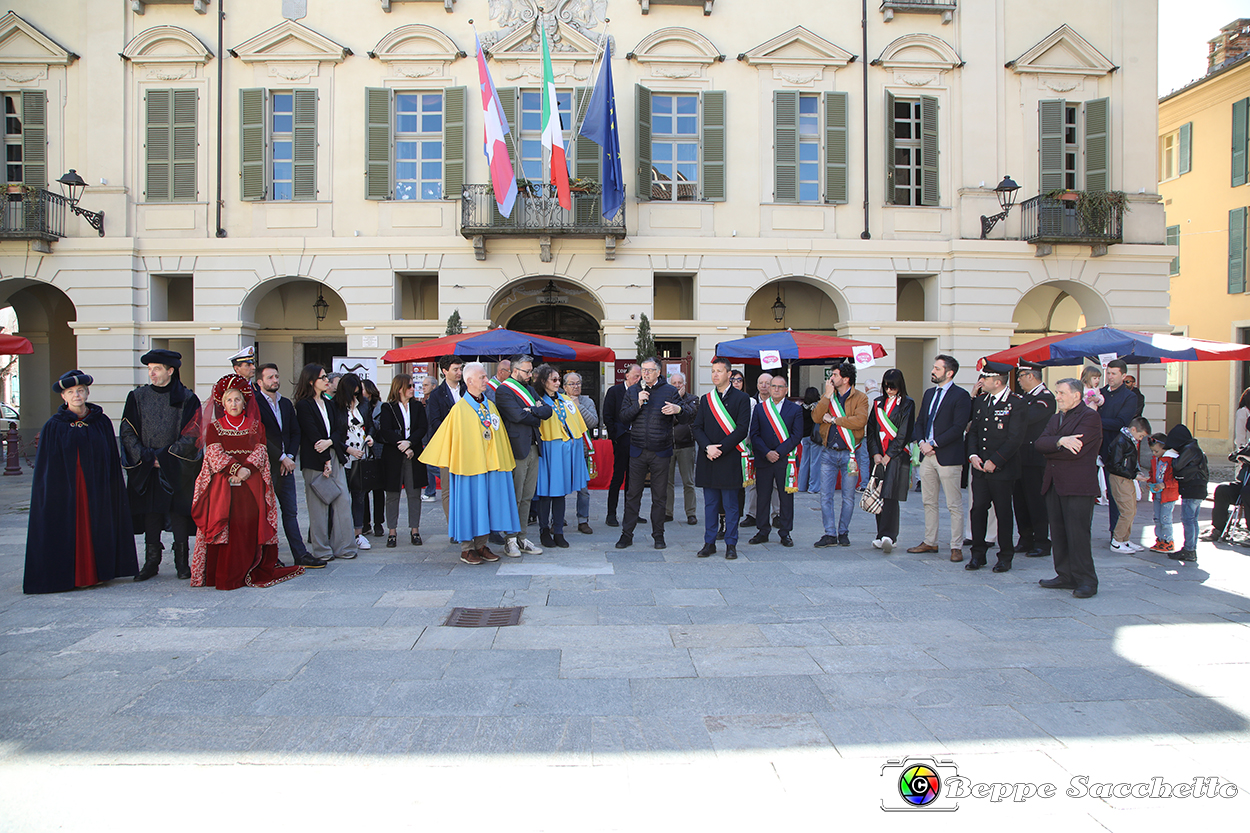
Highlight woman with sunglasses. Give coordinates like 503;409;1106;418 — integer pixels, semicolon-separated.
865;369;916;553
294;364;358;562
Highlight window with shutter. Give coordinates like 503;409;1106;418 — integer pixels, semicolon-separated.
919;95;939;206
1179;121;1192;176
443;86;466;201
891;96;924;205
885;90;895;204
1166;224;1180;276
172;89;198;202
651;92;699;201
636;84;652;202
495;87;519;171
1084;97;1109;193
240;88;266;201
1231;207;1247;294
145;89;172;201
8;91;45;188
701;90;725;202
395;91;443;200
1038;99;1066;192
825;91;847;205
773;90;799;203
1233;98;1248;188
573;86;601;224
365;87;392;200
291;89;317;200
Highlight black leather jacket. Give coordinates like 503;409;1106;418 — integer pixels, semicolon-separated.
1104;429;1140;480
619;381;695;452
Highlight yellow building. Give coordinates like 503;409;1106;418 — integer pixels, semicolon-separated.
1159;50;1250;455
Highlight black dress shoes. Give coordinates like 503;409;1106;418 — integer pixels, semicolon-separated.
605;515;620;527
1025;548;1049;558
654;534;667;550
294;553;329;569
779;534;794;547
540;529;556;549
964;561;985;571
1072;585;1098;598
615;534;633;549
697;543;716;557
742;515;756;528
992;560;1012;573
748;530;770;545
1039;576;1075;589
553;534;570;548
724;544;738;560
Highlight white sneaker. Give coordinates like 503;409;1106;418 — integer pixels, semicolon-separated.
1122;540;1143;552
517;538;543;555
356;534;371;550
882;537;894;554
504;539;522;558
872;538;883;549
1109;540;1132;553
420;493;436;503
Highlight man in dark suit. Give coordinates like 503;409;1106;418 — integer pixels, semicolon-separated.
1013;363;1057;559
908;354;973;562
617;357;695;549
1035;378;1103;598
965;359;1028;572
693;358;752;559
494;354;552;557
424;355;466;520
749;373;802;547
255;363;325;568
602;363;641;526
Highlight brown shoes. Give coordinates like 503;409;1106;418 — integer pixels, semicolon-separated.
477;546;500;563
460;549;484;565
907;543;939;553
950;548;964;562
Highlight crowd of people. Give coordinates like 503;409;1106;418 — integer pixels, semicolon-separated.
20;348;1222;601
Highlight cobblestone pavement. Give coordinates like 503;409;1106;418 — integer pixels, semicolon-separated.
1;466;1248;831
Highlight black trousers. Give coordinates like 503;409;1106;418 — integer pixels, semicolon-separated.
1211;482;1242;534
754;458;795;535
623;449;670;536
970;473;1015;563
607;434;631;517
1046;489;1097;589
1013;465;1049;550
875;498;900;541
142;512;192;551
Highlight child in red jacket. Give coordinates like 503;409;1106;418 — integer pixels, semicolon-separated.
1147;432;1180;552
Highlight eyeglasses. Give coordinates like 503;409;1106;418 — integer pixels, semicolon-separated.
406;384;415;389
641;367;660;374
317;374;328;380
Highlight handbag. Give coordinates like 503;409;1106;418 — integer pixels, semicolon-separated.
309;470;342;504
860;463;886;515
348;456;382;492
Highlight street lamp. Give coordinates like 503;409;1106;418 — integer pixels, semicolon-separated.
771;288;786;323
313;285;329;328
56;169;106;236
980;175;1021;239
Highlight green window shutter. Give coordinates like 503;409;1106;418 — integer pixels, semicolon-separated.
636;84;652;202
145;89;172;202
1039;99;1065;193
884;90;895;204
240;88;266;201
1231;207;1247;294
365;87;392;200
824;91;848;205
1233;98;1248;187
292;89;317;200
701;90;725;202
20;91;46;189
773;90;799;203
1084;97;1109;193
172;89;198;202
495;87;518;171
1178;121;1192;176
919;95;939;206
573;86;601;224
1166;224;1180;276
443;86;466;201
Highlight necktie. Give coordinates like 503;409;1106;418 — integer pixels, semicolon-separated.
929;387;944;419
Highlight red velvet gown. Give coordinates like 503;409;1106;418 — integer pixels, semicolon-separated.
190;418;303;589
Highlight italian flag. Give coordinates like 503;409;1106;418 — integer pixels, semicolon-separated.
541;27;572;210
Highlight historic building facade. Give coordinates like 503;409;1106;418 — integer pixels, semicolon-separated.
0;0;1169;433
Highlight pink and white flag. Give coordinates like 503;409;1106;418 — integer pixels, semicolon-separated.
476;37;518;217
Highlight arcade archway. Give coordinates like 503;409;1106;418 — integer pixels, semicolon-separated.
744;278;847;395
0;279;76;437
242;278;348;383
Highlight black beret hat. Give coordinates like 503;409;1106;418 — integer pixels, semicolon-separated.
53;370;93;392
140;349;182;369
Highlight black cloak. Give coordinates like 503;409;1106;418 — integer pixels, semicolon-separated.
24;403;139;593
120;381;203;530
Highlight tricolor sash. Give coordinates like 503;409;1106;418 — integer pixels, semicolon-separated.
762;398;798;493
876;397;900;450
828;392;858;451
500;377;537;407
707;387;754;486
487;377;500;391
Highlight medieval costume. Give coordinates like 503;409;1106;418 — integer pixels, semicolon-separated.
419;392;519;561
189;374;304;590
534;389;590;542
23;371;138;594
120;348;203;581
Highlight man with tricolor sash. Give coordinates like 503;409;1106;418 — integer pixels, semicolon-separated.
495;354;552;558
749;374;802;547
485;358;511;401
813;362;871;548
693;358;754;559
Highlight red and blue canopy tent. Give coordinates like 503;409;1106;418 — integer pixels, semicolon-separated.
983;326;1250;367
381;328;614;364
0;334;33;356
713;330;886;365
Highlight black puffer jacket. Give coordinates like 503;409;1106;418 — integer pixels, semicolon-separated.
1104;429;1140;480
619;380;695;452
1166;424;1209;500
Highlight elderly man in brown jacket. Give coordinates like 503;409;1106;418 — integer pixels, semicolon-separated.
812;361;871;547
1035;377;1103;599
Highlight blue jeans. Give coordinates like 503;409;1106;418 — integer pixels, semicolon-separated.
425;465;438;496
1180;498;1201;550
1153;499;1175;542
576;487;590;522
798;438;823;492
704;488;740;545
819;448;855;536
274;464;310;559
856;442;869;490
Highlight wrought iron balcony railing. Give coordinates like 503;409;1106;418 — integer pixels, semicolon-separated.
460;183;626;262
0;190;66;244
1019;194;1124;248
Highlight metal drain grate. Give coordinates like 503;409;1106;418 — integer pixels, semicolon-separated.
444;606;524;628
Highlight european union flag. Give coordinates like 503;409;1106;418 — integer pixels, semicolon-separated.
579;42;624;220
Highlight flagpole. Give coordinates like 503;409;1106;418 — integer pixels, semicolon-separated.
572;17;611;138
